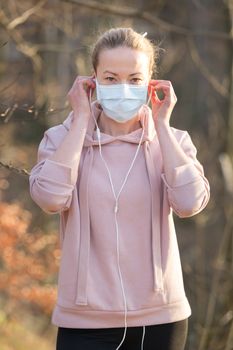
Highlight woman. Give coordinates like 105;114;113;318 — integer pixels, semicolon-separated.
29;27;210;350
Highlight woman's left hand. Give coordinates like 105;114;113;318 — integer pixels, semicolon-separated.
148;80;177;126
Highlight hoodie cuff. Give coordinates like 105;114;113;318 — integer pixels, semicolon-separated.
39;159;73;185
161;163;200;189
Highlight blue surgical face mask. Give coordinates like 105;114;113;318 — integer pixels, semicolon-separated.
95;79;148;123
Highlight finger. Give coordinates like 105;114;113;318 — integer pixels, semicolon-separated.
150;79;172;84
72;76;88;86
73;76;95;87
84;80;96;93
148;84;163;96
153;84;174;99
150;84;172;92
149;84;169;100
149;81;171;96
68;77;95;100
149;81;173;93
73;78;96;92
154;85;171;94
148;85;162;104
148;84;163;94
151;92;162;105
78;77;95;85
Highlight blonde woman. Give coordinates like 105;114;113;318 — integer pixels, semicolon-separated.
29;27;210;350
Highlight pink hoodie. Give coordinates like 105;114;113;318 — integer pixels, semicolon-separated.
29;102;210;329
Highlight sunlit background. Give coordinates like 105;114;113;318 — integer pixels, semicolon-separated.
0;1;232;349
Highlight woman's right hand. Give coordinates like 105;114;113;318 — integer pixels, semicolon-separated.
67;76;96;120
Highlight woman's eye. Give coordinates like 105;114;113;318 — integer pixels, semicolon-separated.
105;77;116;82
131;78;143;84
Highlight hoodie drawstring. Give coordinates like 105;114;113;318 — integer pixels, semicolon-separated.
144;141;164;293
75;146;93;305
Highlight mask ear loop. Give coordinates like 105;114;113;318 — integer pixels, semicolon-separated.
89;88;101;141
139;86;152;131
146;87;152;106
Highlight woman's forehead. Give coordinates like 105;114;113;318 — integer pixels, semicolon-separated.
97;47;150;74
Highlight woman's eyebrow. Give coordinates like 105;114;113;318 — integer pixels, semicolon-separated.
103;71;143;76
103;70;118;76
129;72;143;76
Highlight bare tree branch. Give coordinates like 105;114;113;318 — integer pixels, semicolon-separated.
0;9;42;72
0;101;69;121
35;7;74;36
0;41;8;48
61;0;233;40
0;73;21;94
187;38;229;98
7;0;47;30
1;103;18;123
0;161;30;177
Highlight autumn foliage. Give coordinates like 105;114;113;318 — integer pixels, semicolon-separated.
0;202;60;315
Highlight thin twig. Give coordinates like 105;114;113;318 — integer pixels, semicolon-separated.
0;73;22;93
0;161;30;177
0;41;8;48
0;101;69;120
3;103;18;123
187;38;229;98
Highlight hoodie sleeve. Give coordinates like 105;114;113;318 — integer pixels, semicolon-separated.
29;127;75;214
161;131;210;218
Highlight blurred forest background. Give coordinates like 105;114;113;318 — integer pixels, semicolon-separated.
0;0;232;349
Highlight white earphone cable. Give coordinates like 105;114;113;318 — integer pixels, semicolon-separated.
96;119;144;350
141;326;146;350
89;88;147;349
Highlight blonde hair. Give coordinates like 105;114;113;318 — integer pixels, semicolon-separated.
91;27;159;77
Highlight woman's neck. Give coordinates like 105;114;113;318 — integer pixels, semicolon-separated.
97;111;142;136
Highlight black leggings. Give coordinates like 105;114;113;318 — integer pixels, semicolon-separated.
56;318;188;350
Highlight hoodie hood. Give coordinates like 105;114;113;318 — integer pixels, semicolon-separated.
63;100;156;146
